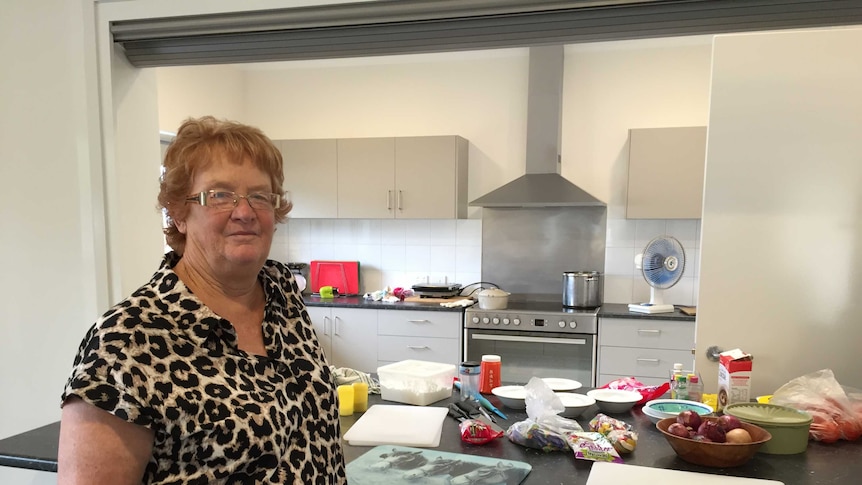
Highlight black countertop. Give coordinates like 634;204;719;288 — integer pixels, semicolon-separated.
6;392;858;483
599;303;696;322
303;295;466;312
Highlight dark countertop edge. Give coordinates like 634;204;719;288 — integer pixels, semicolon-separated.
303;295;467;312
0;456;57;473
599;303;695;321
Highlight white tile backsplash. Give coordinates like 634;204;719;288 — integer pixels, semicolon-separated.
276;215;698;305
274;218;482;292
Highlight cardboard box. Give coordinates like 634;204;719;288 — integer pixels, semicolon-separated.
377;360;456;406
717;349;753;411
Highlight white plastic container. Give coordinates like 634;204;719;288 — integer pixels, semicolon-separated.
377;360;456;406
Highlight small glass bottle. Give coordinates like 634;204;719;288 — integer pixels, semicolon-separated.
459;361;481;402
670;363;684;399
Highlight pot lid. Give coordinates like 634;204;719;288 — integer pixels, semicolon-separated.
723;403;813;425
478;288;510;297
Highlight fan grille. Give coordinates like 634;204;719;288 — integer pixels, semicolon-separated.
641;236;686;289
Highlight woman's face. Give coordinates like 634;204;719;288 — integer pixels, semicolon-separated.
175;154;276;275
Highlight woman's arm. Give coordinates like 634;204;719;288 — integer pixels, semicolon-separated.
58;397;155;485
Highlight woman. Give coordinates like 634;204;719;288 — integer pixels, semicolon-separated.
58;116;346;484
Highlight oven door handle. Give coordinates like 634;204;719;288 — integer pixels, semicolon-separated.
471;333;587;345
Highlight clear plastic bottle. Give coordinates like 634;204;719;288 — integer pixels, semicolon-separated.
459;361;481;402
676;375;689;401
687;373;703;403
670;363;684;399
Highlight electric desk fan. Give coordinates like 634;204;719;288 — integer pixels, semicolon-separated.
628;235;686;314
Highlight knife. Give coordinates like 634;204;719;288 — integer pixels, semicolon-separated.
453;381;508;420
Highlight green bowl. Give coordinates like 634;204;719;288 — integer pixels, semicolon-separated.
723;402;813;455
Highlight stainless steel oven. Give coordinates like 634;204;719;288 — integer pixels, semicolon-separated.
464;301;598;387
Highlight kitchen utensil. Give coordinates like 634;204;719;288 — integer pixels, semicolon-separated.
656;416;772;468
722;402;813;454
586;389;641;413
555;392;595;418
642;399;714;424
540;377;582;391
342;404;449;447
454;381;508;420
587;462;784;484
411;283;462;298
310;260;360;296
491;385;527;409
562;271;603;308
476;288;510;309
628;236;686;313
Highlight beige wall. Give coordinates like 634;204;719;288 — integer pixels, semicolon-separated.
157;65;247;132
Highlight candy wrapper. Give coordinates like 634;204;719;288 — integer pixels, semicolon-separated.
600;376;669;405
588;414;638;453
459;419;504;445
567;432;623;463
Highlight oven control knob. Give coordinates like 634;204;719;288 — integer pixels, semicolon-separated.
502;318;510;325
512;318;521;326
557;320;565;329
492;317;500;325
471;316;480;324
482;317;490;324
569;321;577;329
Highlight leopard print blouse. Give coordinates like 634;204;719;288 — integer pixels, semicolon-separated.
62;252;347;484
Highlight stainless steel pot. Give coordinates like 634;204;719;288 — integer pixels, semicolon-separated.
563;271;603;308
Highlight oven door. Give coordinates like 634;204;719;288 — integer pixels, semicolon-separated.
465;328;596;387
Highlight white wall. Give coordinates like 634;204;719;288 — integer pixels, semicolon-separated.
156;65;247;131
1;0;102;482
696;27;862;395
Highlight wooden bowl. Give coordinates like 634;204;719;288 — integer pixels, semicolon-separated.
656;417;772;467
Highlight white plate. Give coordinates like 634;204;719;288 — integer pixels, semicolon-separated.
586;389;642;403
541;377;583;391
491;385;526;399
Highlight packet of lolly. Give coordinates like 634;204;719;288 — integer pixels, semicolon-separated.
567;432;623;463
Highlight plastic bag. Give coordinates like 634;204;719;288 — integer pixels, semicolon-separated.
459;419;504;445
770;369;862;443
588;414;638;454
567;432;623;463
505;377;584;451
600;377;669;405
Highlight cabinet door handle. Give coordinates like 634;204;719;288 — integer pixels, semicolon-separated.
334;316;341;336
636;358;660;364
323;316;331;336
637;329;661;334
407;345;430;350
408;319;431;324
397;190;403;211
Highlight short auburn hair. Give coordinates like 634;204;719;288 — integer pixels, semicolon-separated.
158;116;291;254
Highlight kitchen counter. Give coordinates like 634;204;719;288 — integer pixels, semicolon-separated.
303;295;466;312
4;392;859;484
600;303;695;322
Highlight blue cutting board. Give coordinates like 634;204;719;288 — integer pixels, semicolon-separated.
346;445;532;485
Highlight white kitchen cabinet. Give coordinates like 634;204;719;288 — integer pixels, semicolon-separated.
626;126;707;219
377;309;462;368
336;137;396;218
306;306;379;373
335;135;469;219
280;139;338;218
597;317;695;388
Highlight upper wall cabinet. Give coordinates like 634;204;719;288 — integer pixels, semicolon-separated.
281;139;338;218
626;126;707;219
280;135;469;219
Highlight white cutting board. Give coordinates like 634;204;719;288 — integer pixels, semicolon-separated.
343;404;449;447
588;463;785;485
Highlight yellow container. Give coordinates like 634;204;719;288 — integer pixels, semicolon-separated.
702;393;718;411
353;382;369;413
337;384;354;416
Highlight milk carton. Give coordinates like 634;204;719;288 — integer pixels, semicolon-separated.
717;349;753;411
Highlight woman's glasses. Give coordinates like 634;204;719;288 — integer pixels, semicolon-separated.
186;190;281;211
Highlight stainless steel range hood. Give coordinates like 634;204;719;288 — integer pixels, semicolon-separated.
470;45;605;208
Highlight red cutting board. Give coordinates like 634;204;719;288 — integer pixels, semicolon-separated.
310;260;360;295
